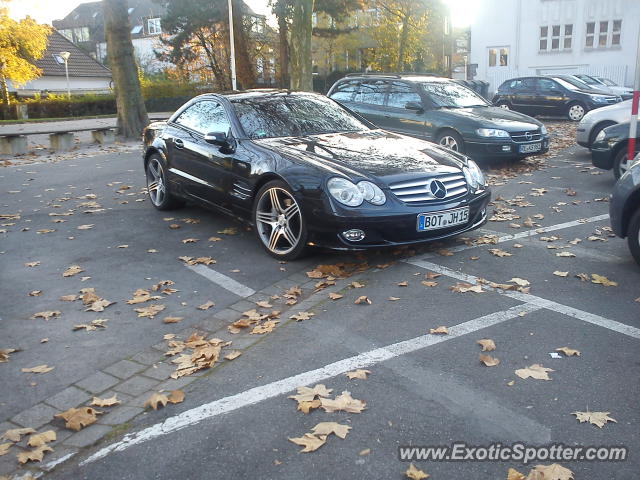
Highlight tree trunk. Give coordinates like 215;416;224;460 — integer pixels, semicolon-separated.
289;0;314;91
103;0;148;138
231;0;256;89
397;15;409;71
277;15;290;88
0;72;10;108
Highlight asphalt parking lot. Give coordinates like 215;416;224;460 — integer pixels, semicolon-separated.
1;128;639;479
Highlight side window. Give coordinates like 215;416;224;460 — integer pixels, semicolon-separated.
353;81;387;106
386;82;422;108
175;101;231;135
536;78;559;92
512;79;535;92
329;81;359;102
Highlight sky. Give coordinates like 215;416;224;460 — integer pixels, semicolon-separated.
6;0;478;28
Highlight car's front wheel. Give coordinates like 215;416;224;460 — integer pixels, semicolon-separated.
253;180;308;260
567;102;586;121
145;154;184;210
613;147;636;180
627;208;640;265
436;130;465;154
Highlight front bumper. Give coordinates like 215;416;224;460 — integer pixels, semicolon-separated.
305;190;491;249
464;136;550;159
576;122;593;147
590;145;615;170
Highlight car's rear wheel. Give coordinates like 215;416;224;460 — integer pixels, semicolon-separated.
496;101;511;110
627;209;640;265
613;147;635;180
567;102;586;121
588;121;616;147
436;130;465;154
145;154;184;210
253;180;308;260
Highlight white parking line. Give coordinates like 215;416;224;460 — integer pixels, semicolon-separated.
187;264;256;297
406;258;640;339
81;303;542;465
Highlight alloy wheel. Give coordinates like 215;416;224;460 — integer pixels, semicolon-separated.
255;187;302;256
568;104;585;121
146;157;166;207
439;135;459;151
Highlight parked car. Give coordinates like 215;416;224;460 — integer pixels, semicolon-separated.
327;74;549;160
610;159;640;265
574;74;633;100
590;122;639;179
493;76;622;121
576;99;636;148
142;90;491;260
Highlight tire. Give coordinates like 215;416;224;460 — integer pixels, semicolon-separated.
567;102;587;122
613;147;636;180
588;121;616;147
627;208;640;266
496;101;511;110
145;154;184;210
253;180;308;260
436;130;465;154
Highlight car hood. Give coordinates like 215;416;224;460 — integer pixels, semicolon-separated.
438;106;541;130
252;130;467;182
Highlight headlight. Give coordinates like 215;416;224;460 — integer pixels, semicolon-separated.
476;128;510;137
463;160;486;190
327;177;363;207
595;130;606;142
540;125;548;135
591;95;608;103
357;181;386;205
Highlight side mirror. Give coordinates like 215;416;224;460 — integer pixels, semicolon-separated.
204;131;235;152
405;101;424;113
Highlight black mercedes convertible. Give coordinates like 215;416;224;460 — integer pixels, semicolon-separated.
142;90;491;259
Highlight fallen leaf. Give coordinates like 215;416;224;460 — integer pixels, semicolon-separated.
31;311;61;320
24;261;40;267
163;316;183;324
198;301;215;310
436;249;453;256
421;281;438;287
135;304;166;318
91;395;120;407
181;238;199;243
288;433;326;453
297;399;321;414
289;384;333;404
55;407;101;431
556;251;576;257
430;326;449;334
507;468;526;480
479;354;500;367
59;294;77;301
1;428;35;442
388;296;401;301
571;411;616;428
345;369;371;380
290;311;314;321
218;227;238;235
509;277;530;287
63;265;84;277
425;272;441;279
17;445;53;464
311;422;351;439
359;448;371;456
224;350;242;361
28;290;43;296
328;292;343;300
477;339;496;351
208;236;222;242
526;463;574;480
553;271;569;277
21;365;54;374
0;348;19;363
73;319;108;331
450;282;483;293
168;390;185;404
355;295;371;305
250;320;279;334
350;281;364;288
591;274;617;287
76;224;94;230
556;347;580;357
85;299;114;312
26;430;56;447
515;364;554;381
169;224;181;229
397;281;408;287
144;393;169;410
320;391;366;413
406;463;430;479
0;442;10;456
489;248;512;257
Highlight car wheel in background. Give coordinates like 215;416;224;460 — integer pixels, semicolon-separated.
567;102;586;122
613;147;635;180
627;209;640;265
588;121;616;147
253;180;308;260
496;101;511;110
145;154;184;210
436;130;465;154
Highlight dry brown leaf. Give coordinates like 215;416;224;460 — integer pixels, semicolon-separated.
553;271;569;277
355;295;371;305
255;300;272;308
556;251;576;257
526;463;574;480
350;281;364;288
397;281;408;287
591;274;617;287
328;292;343;300
406;463;430;479
289;384;333;404
91;395;121;407
85;299;114;312
429;326;449;334
224;350;242;361
345;369;371;380
479;354;500;367
63;265;84;277
0;348;19;363
515;364;554;381
556;347;581;357
2;428;35;442
135;304;166;318
359;448;371;456
26;430;56;447
437;249;453;256
388;296;401;301
28;290;43;296
0;443;10;456
509;277;530;287
17;445;53;464
31;311;61;320
450;282;483;293
181;238;199;244
25;261;40;267
73;319;108;331
21;365;54;374
198;301;215;310
288;433;326;453
168;390;185;404
311;422;351;439
250;320;279;334
55;407;101;431
290;311;314;321
218;227;238;235
421;281;438;287
507;468;526;480
571;411;616;428
59;294;77;301
77;224;94;230
297;399;321;414
489;248;512;257
144;393;169;410
477;339;496;351
320;391;366;413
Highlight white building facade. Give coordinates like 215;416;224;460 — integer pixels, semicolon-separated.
469;0;639;93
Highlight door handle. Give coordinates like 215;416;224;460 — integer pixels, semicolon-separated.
174;138;184;149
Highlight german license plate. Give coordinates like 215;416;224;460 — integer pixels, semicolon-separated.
519;142;542;153
417;207;470;232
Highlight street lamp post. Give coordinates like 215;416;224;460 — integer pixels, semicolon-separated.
227;0;237;90
59;51;71;99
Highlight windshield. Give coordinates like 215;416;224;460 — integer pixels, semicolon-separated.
597;77;616;86
419;82;489;108
553;77;588;91
576;75;599;85
231;95;370;139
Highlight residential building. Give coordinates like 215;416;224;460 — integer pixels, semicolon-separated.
468;0;639;93
7;30;112;96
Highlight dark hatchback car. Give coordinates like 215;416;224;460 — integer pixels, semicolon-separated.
327;74;549;160
610;159;640;265
493;76;621;121
142;90;491;260
591;122;639;179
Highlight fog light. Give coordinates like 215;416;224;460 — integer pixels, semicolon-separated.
343;229;365;242
501;145;511;152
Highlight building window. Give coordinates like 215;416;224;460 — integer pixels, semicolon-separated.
540;24;572;51
586;22;595;47
488;48;496;67
612;20;621;45
599;21;608;47
58;29;73;41
564;24;572;49
586;20;622;48
147;18;161;35
551;25;560;50
74;27;90;42
539;26;548;50
131;25;143;35
488;47;508;67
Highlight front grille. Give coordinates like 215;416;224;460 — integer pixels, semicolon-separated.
389;173;467;203
510;130;542;143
